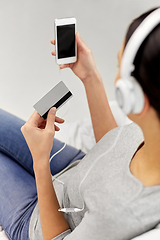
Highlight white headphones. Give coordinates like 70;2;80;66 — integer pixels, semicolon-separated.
115;8;160;115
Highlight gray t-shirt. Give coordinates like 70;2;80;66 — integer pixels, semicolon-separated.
29;123;160;240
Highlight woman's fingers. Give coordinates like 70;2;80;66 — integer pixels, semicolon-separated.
38;122;61;131
55;115;64;131
55;116;65;124
45;108;64;132
27;111;44;127
27;110;64;130
55;125;60;131
59;64;71;69
50;39;55;45
38;120;46;129
51;39;56;56
51;50;56;56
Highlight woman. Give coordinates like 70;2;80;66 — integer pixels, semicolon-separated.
1;7;160;240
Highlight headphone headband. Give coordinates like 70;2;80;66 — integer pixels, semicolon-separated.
116;8;160;115
121;8;160;79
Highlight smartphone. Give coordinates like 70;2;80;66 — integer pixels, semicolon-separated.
54;17;77;65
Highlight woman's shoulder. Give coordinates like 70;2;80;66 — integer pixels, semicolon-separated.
97;122;144;150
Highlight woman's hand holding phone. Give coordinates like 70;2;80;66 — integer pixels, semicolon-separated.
51;33;100;84
51;31;117;142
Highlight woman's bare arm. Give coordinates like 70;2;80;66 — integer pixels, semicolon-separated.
21;109;69;240
83;71;117;142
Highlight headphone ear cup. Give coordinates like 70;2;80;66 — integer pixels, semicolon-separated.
115;77;145;115
115;78;134;115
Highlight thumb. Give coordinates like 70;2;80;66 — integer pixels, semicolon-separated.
46;107;56;131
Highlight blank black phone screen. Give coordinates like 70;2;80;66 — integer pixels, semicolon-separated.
57;24;75;59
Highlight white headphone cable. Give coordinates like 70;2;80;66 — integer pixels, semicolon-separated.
49;142;67;163
59;126;124;213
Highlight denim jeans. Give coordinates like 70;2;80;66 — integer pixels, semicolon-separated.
0;109;85;240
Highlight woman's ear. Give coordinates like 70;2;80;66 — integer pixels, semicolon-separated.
138;93;150;116
128;94;152;124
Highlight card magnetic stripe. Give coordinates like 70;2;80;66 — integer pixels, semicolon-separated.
42;91;72;119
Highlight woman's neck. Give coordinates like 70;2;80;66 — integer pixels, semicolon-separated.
130;113;160;187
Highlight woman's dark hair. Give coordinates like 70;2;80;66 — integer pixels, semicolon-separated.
125;7;160;118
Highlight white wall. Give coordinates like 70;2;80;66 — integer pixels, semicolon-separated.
0;0;159;122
